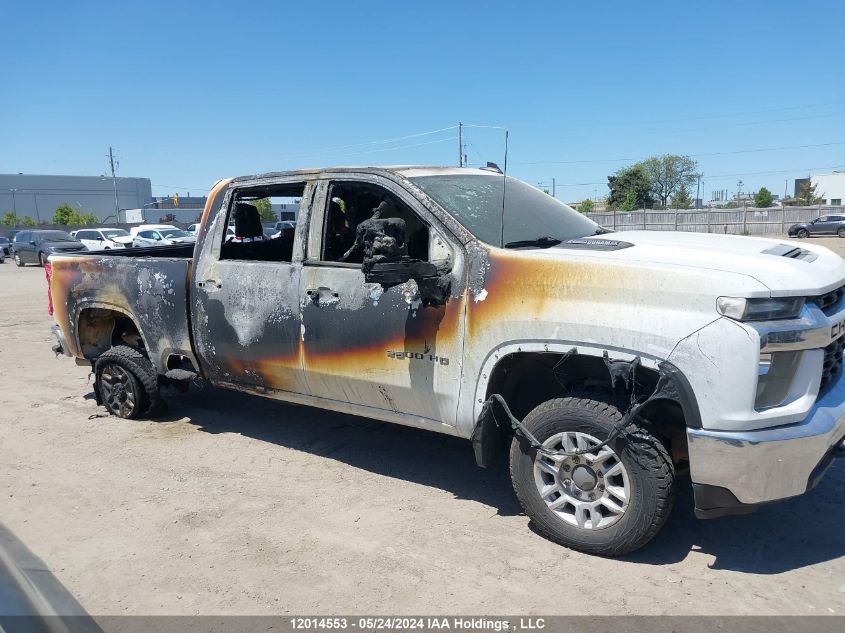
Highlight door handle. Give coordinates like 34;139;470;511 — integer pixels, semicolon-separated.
197;279;222;289
306;287;339;303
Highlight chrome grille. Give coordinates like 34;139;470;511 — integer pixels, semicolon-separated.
821;334;845;393
811;285;845;315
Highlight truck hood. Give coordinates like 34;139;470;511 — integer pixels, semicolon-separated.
109;235;134;245
541;231;845;297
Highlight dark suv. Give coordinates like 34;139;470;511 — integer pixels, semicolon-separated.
11;230;86;266
788;215;845;238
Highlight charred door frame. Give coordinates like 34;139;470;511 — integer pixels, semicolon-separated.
190;175;316;394
298;171;468;427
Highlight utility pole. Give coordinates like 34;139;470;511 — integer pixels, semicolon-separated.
695;175;701;209
108;146;120;219
458;123;463;167
10;188;17;223
552;178;556;198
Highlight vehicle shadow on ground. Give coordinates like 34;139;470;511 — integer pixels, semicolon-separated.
124;385;845;573
621;461;845;572
159;385;523;517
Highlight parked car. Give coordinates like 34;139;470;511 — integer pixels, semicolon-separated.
71;228;134;250
0;236;10;257
12;230;86;266
271;220;296;238
132;227;196;248
46;166;845;556
788;215;845;238
186;223;199;235
128;224;178;237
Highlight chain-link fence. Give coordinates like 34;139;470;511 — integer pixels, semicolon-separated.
586;206;845;235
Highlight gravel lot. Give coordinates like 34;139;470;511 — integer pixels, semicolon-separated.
1;235;844;616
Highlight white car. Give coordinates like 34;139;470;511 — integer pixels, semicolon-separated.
186;223;199;235
71;228;134;250
132;227;196;248
128;224;179;237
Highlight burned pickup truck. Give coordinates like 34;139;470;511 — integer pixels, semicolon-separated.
47;166;845;555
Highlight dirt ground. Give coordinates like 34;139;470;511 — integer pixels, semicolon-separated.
1;235;844;616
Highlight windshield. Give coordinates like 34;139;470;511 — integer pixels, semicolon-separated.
410;174;601;247
160;229;189;238
40;231;77;242
102;229;130;238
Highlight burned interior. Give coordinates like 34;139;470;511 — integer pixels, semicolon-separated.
321;181;430;263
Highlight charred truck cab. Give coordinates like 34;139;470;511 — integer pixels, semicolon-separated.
47;166;845;556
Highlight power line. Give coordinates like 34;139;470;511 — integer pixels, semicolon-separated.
605;99;845;126
281;125;460;159
512;140;845;166
538;164;845;188
298;135;457;161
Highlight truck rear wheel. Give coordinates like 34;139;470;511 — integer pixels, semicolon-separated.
94;345;166;419
509;395;674;556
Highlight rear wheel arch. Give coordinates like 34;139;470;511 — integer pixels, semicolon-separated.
76;305;151;362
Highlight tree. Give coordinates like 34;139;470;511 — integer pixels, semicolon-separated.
640;155;699;209
52;203;99;225
20;216;37;226
576;198;594;213
1;212;16;226
607;164;653;210
753;187;774;208
53;203;77;225
253;198;276;223
795;178;823;206
670;184;693;209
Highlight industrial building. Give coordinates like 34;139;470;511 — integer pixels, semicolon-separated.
794;171;845;206
0;174;153;223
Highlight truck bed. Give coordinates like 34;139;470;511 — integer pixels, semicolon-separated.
84;244;196;258
48;248;195;374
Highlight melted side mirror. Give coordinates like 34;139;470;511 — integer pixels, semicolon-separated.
365;259;451;307
365;260;437;286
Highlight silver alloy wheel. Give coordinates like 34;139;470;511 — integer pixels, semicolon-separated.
14;253;21;266
99;364;138;418
533;431;630;530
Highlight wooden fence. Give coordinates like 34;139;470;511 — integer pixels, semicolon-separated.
586;206;845;235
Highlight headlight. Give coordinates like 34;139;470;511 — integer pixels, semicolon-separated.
716;296;805;321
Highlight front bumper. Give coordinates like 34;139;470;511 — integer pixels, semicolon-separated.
688;369;845;516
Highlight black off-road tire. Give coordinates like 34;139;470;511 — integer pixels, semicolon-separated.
510;395;674;556
95;345;166;419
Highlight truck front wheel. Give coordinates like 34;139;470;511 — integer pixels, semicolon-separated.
94;345;166;419
510;395;674;556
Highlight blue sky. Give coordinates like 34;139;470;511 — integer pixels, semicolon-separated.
3;0;844;202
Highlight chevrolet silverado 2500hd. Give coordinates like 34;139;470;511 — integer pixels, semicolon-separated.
47;166;845;555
